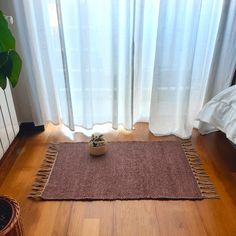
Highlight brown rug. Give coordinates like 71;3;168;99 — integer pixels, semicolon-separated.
29;141;218;200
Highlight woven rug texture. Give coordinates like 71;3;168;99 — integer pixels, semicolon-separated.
29;141;218;200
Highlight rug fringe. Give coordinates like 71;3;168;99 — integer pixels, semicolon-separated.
181;139;219;199
28;144;58;199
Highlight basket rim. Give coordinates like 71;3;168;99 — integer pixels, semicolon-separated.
0;195;20;234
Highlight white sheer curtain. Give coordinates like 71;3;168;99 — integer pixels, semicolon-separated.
149;0;236;138
12;0;236;138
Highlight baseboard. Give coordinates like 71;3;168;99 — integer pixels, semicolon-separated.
18;122;45;136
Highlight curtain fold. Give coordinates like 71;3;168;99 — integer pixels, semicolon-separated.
12;0;236;137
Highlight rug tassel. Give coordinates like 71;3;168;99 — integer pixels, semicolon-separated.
28;143;58;200
181;139;219;199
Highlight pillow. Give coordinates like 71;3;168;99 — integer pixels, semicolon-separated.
197;85;236;144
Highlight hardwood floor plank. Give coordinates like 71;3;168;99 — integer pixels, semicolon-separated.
81;218;100;236
66;202;87;236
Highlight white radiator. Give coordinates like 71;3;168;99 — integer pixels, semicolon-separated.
0;82;19;160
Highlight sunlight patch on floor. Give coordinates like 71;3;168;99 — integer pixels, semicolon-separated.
60;123;132;140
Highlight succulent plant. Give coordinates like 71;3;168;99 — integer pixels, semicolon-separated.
89;134;106;147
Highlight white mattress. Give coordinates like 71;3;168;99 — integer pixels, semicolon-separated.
197;85;236;144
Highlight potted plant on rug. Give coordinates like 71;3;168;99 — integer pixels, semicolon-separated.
0;10;22;90
89;134;107;156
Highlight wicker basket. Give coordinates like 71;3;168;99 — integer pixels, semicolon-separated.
0;195;23;236
88;142;107;156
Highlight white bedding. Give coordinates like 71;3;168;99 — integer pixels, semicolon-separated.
197;85;236;144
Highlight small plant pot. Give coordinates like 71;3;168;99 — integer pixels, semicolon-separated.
89;142;107;156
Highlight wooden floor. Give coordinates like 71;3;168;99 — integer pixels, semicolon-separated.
0;123;236;236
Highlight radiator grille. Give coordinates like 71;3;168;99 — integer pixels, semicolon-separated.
0;83;19;160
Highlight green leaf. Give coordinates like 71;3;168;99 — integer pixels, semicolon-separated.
0;11;15;51
0;50;22;88
8;50;22;87
0;74;7;90
0;11;22;89
0;51;13;77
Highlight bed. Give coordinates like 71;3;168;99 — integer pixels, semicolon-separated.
197;85;236;145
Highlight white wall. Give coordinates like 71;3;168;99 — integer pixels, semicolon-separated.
0;0;33;123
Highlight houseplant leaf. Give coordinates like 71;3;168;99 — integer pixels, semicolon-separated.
0;50;22;88
0;11;15;51
0;74;7;89
7;50;22;87
0;11;22;90
0;51;13;77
